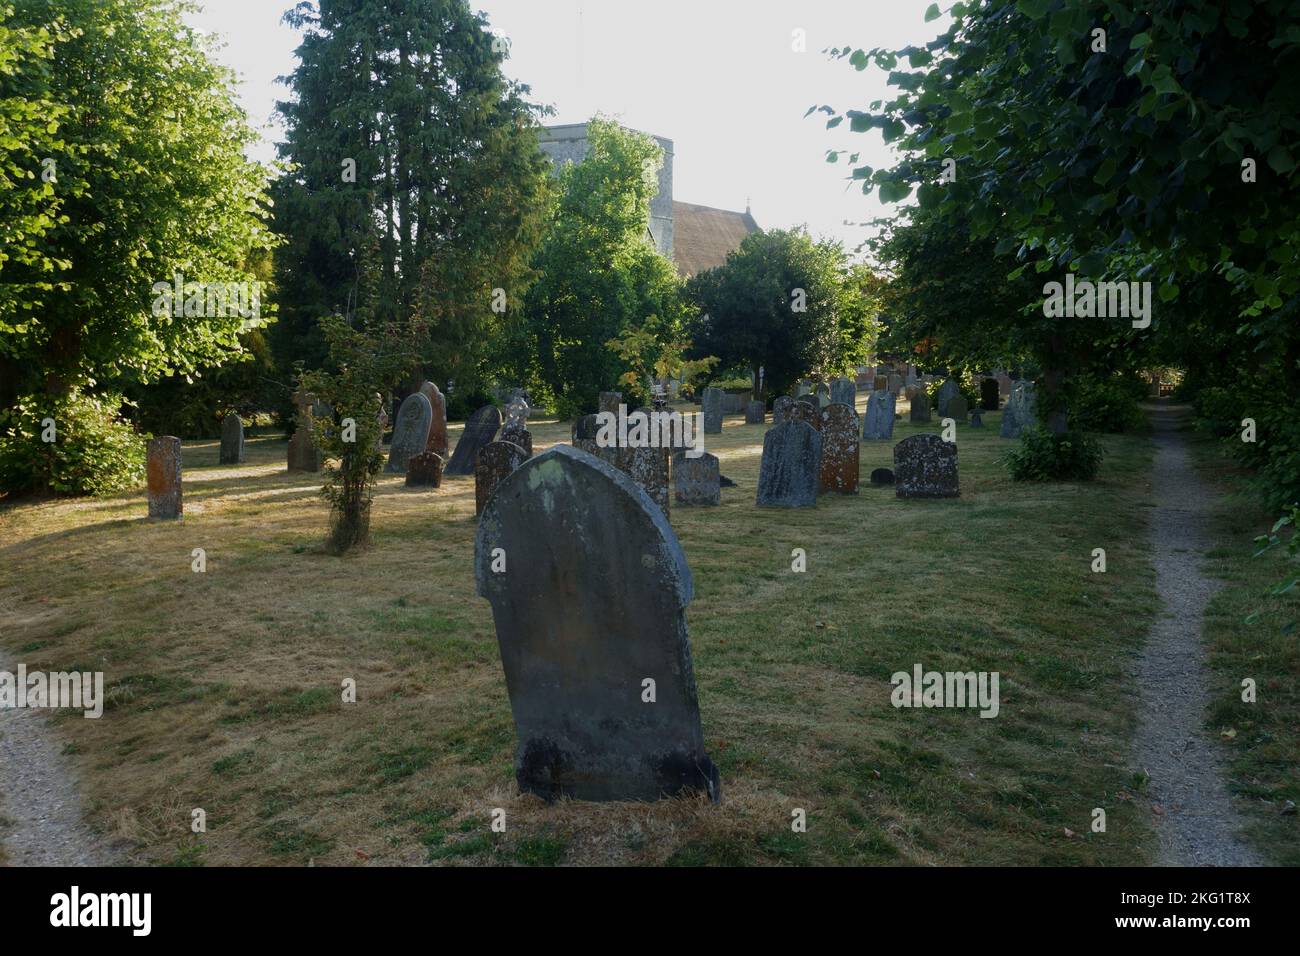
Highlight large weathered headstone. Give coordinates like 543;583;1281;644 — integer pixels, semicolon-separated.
894;434;959;499
756;420;821;508
219;413;244;465
702;387;724;434
419;382;449;457
622;443;671;516
672;451;720;506
406;451;444;488
384;392;433;474
910;391;932;423
772;396;795;424
831;377;856;409
475;440;528;515
980;379;1000;411
147;436;183;519
474;445;720;803
500;394;532;457
444;404;502;476
947;395;969;423
863;390;896;440
936;378;961;416
287;391;320;473
744;400;765;425
818;403;859;494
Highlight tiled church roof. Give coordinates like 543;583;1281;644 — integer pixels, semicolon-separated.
671;201;759;277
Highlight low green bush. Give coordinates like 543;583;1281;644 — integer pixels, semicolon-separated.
1005;426;1104;482
0;391;146;497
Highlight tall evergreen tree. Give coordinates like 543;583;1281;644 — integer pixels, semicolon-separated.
272;0;551;401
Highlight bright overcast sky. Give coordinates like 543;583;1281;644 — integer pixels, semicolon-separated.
184;0;945;254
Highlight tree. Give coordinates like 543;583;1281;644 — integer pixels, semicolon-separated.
686;228;876;401
0;0;276;495
272;0;552;401
515;118;686;417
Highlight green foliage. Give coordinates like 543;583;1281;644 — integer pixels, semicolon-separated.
0;389;143;497
604;323;716;408
516;118;687;418
0;0;278;401
1067;374;1147;434
686;227;877;400
1005;426;1104;482
273;0;551;395
1250;505;1300;635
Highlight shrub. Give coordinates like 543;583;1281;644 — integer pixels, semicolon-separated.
1068;374;1147;434
0;391;145;498
1005;426;1104;482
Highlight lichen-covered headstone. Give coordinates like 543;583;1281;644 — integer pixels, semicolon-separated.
384;392;433;474
756;420;821;508
672;451;720;506
287;390;320;472
499;394;532;457
909;391;932;423
702;387;724;434
936;378;961;416
147;436;183;519
818;403;859;494
475;440;528;515
572;413;618;468
219;412;244;465
406;451;444;488
863;391;896;440
621;443;671;516
419;381;449;458
894;434;959;499
772;396;795;424
744;400;765;425
445;404;502;476
474;445;720;803
831;377;856;409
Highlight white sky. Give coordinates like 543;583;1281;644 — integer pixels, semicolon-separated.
184;0;945;253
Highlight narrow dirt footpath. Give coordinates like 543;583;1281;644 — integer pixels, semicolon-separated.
0;653;123;866
1134;403;1261;866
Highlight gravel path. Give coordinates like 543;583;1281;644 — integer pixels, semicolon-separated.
0;653;123;866
1134;403;1262;866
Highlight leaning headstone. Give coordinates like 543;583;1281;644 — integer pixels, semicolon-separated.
970;409;984;428
790;399;820;430
287;390;320;473
474;445;720;803
475;440;528;516
702;387;724;434
500;394;532;456
598;391;622;416
772;396;795;424
980;379;1000;411
910;391;932;423
406;451;444;488
419;382;449;458
672;451;720;506
894;434;959;499
863;390;896;440
936;378;961;416
831;377;856;409
219;413;244;465
869;467;895;486
818;403;859;494
444;404;502;476
756;420;821;508
147;436;183;519
947;395;969;423
744;400;765;425
384;392;433;474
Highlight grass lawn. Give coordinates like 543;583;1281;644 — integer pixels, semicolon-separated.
0;400;1163;866
1189;429;1300;865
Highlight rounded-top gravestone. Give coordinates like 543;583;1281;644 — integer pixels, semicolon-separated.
384;392;434;474
219;412;244;465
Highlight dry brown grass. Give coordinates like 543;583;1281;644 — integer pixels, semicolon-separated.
0;401;1163;866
